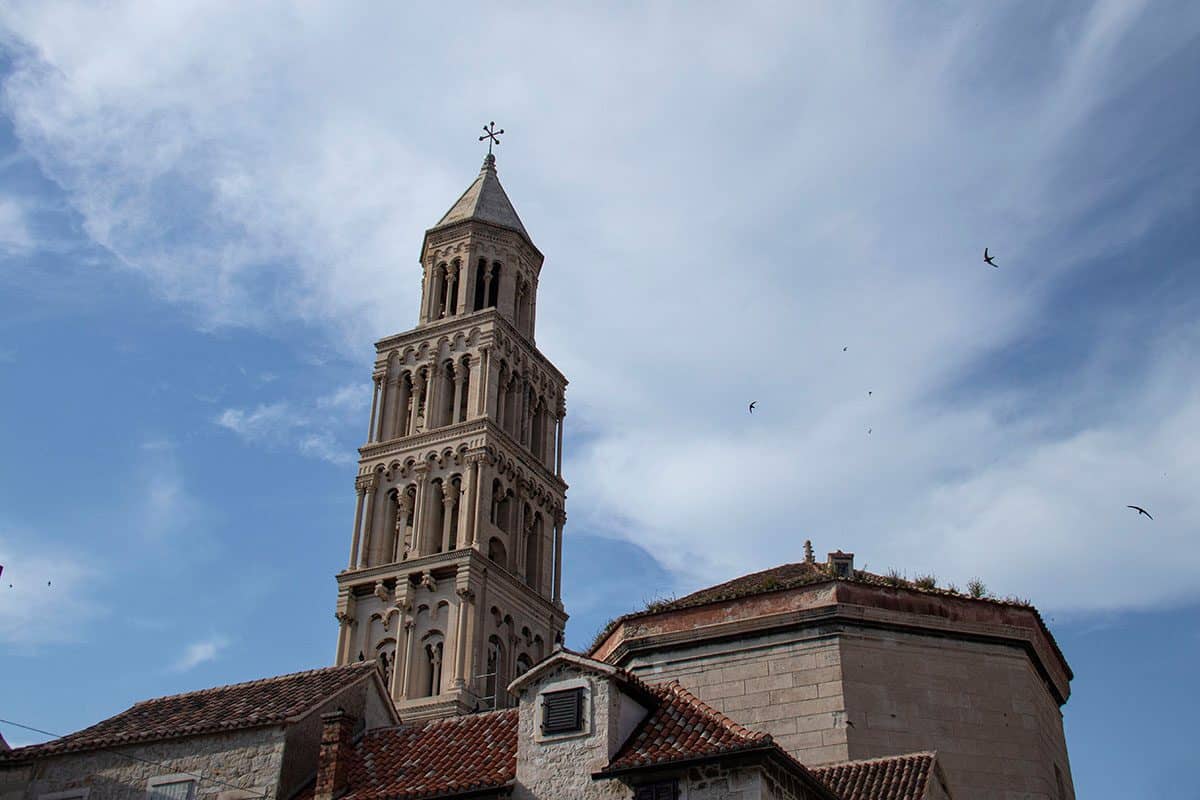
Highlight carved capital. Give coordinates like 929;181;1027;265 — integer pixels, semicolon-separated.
335;612;357;627
456;587;475;603
355;474;376;493
373;580;390;603
420;572;437;592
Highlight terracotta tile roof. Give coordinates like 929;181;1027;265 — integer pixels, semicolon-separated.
811;752;936;800
1;662;379;762
605;680;772;771
339;710;518;800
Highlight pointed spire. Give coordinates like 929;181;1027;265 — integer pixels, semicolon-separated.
432;154;529;241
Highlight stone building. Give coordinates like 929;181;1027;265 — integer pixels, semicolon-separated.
0;662;395;800
333;151;568;723
590;551;1074;800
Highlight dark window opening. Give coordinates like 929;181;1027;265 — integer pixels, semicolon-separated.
541;687;583;734
634;780;679;800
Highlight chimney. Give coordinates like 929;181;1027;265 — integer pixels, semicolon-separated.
827;550;854;578
315;709;356;800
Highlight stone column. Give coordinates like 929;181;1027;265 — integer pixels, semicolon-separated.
397;618;416;700
348;481;367;569
366;375;382;442
481;265;494;309
410;469;429;557
441;482;459;553
470;457;488;550
394;491;413;561
460;456;480;547
334;611;356;665
451;363;466;424
514;488;527;580
357;476;377;568
476;348;491;418
529;278;538;335
423;362;438;429
452;588;473;687
443;262;459;318
408;369;424;434
553;509;565;606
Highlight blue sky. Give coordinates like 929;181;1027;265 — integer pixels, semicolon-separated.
0;3;1198;796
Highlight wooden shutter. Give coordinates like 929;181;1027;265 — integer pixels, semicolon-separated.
541;687;583;733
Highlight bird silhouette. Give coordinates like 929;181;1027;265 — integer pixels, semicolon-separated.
983;248;998;267
1127;505;1153;520
868;428;873;434
868;391;872;396
748;401;757;413
843;346;848;352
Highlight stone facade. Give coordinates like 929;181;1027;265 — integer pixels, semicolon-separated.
334;154;568;722
0;665;396;800
0;727;285;800
597;567;1075;800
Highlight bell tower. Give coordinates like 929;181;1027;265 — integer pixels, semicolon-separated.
333;145;568;722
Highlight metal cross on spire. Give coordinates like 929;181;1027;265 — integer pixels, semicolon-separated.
479;121;504;155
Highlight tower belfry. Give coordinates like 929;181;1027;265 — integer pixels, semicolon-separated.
334;143;568;721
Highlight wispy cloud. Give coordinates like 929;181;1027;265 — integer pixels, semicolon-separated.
2;2;1199;615
171;635;230;672
0;525;102;648
0;195;33;254
215;384;368;465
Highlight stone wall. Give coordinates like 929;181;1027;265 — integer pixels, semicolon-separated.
839;630;1074;800
622;627;850;766
3;726;286;800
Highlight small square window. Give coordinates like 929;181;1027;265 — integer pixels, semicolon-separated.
541;687;583;734
146;777;196;800
635;780;679;800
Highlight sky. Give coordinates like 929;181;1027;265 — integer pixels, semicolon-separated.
0;2;1197;796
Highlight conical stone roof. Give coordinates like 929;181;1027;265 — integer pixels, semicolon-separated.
432;154;530;241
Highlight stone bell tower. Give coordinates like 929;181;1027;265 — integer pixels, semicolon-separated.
333;147;568;721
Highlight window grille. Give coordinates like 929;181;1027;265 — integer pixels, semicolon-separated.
147;779;196;800
634;780;679;800
541;687;583;733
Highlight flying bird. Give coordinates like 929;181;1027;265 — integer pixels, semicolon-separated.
1127;505;1153;520
983;248;998;267
748;401;757;414
843;346;848;352
868;391;872;396
868;427;873;434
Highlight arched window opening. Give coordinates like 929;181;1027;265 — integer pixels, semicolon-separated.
497;490;514;534
447;476;462;551
375;640;396;688
488;536;508;570
490;478;503;525
474;258;489;311
525;512;543;590
383;489;400;564
487;262;501;308
516;653;533;679
397;485;416;560
514;280;525;330
414;634;444;698
504;376;518;436
457;358;471;423
429;479;447;554
435;263;449;319
482;636;505;710
438;360;456;427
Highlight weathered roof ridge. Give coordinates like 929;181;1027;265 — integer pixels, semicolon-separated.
1;661;381;763
129;660;376;707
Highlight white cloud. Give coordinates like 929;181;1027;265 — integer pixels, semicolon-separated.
3;2;1199;614
215;384;366;465
0;195;33;253
0;527;101;648
171;635;230;672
